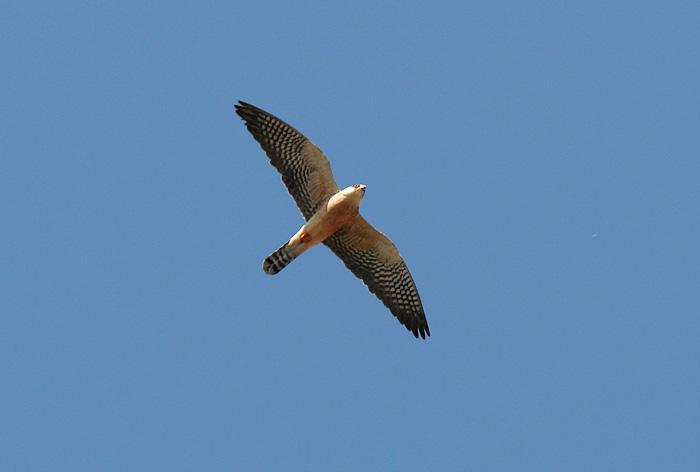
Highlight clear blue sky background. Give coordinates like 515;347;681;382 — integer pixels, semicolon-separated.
2;1;699;470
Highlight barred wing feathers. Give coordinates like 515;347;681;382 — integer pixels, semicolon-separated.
325;216;430;339
234;101;339;220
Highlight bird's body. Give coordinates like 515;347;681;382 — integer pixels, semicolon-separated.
263;185;365;274
234;101;430;339
291;185;365;255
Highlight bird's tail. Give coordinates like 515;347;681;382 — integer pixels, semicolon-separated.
262;242;298;275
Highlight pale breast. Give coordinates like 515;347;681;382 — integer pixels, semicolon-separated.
302;192;359;243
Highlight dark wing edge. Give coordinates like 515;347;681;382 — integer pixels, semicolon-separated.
324;221;430;339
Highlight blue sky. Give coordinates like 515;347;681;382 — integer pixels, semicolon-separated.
2;1;699;470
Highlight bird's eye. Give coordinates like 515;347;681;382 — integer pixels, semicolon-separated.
352;184;360;188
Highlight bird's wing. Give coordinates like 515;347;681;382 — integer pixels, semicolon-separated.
234;101;339;220
324;215;430;339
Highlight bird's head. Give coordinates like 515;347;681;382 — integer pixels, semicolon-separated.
342;184;367;201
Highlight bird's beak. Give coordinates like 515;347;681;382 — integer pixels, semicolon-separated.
359;184;367;191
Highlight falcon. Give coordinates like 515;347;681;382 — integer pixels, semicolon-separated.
234;101;430;339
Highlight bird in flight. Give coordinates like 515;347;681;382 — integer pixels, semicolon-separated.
234;101;430;339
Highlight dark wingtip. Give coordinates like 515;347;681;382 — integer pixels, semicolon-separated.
234;100;260;114
234;100;254;118
402;316;430;340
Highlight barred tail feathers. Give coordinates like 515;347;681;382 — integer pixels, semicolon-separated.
263;242;297;275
